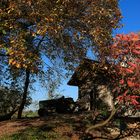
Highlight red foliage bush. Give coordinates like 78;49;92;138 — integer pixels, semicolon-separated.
109;33;140;109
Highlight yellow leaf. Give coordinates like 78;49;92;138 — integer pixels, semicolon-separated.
9;59;13;64
16;63;21;68
10;40;15;43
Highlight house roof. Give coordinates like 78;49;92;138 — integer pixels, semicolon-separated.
67;58;110;86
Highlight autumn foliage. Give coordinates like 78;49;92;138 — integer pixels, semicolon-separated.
109;33;140;109
0;0;122;57
8;34;41;73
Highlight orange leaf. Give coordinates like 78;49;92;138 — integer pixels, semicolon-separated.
119;79;124;84
127;62;137;68
125;68;134;74
127;80;135;87
132;50;140;55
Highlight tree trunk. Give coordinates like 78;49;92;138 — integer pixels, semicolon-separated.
17;70;30;119
86;106;117;134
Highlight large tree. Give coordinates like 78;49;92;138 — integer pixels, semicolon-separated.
0;0;122;118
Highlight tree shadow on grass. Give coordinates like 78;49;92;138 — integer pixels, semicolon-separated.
2;113;139;140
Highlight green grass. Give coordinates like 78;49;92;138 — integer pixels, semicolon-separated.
1;127;71;140
22;111;38;118
0;112;126;140
12;111;39;119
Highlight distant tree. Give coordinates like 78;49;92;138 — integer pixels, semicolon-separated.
0;86;31;120
30;100;39;111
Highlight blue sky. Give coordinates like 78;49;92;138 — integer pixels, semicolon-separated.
29;0;140;110
116;0;140;34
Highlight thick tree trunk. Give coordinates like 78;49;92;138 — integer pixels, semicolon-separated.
17;70;30;119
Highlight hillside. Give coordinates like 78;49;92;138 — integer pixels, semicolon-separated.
0;112;139;140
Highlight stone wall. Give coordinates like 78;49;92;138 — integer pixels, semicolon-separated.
77;78;114;111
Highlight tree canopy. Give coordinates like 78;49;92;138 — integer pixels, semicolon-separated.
1;0;122;62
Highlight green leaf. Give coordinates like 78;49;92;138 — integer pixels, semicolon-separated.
2;30;6;35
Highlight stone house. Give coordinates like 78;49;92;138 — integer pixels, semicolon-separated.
67;58;114;111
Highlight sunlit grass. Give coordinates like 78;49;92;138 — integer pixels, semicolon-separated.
1;126;73;140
